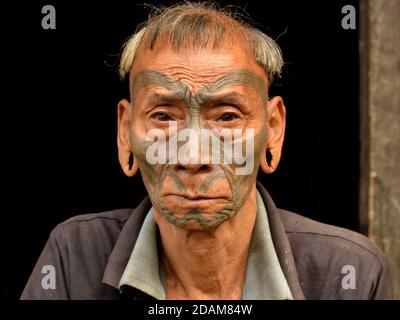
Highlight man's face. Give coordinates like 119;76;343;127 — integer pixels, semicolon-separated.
123;43;271;230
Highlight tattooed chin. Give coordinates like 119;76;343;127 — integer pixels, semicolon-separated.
156;195;237;230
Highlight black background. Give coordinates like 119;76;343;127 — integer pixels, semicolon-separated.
3;0;359;300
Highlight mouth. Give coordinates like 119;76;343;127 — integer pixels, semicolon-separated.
168;193;221;200
163;194;225;206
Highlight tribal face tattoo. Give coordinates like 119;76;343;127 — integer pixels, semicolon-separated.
121;48;273;230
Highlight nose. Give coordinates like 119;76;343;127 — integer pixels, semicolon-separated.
173;162;212;174
172;140;214;176
171;130;214;174
172;161;213;190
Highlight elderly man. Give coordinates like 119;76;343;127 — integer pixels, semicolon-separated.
21;2;392;300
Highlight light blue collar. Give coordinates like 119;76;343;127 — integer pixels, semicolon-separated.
118;189;293;300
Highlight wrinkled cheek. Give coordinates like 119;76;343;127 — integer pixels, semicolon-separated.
129;131;163;195
224;128;267;203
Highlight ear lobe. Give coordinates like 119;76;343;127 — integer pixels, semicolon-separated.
119;149;138;177
260;146;281;174
260;148;277;174
260;96;286;174
117;99;138;177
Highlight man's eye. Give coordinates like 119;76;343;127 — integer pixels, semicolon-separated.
218;113;238;122
153;112;172;121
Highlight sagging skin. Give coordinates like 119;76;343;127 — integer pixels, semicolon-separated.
117;41;286;299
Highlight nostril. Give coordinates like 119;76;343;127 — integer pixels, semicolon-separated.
198;164;211;172
175;163;212;173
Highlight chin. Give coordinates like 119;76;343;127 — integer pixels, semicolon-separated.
161;195;231;216
160;206;235;230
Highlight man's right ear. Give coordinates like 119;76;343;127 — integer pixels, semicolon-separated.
117;99;138;177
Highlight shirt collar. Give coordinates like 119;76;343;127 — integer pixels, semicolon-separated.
118;207;166;299
243;190;293;299
118;189;293;300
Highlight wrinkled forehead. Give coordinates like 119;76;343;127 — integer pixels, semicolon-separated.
129;43;269;97
130;69;268;106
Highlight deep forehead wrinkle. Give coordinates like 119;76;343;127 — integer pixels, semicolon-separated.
131;68;268;106
131;69;185;101
196;70;268;105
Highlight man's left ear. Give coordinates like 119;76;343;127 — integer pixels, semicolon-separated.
260;96;286;174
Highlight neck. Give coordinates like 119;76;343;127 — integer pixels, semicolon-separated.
154;184;257;300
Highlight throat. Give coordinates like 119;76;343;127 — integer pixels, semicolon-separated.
164;251;248;299
156;186;258;299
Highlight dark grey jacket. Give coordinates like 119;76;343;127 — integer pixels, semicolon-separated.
21;182;393;300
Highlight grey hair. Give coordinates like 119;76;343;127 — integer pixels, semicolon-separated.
119;2;284;85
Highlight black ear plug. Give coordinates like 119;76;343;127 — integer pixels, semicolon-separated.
129;153;134;170
266;148;272;166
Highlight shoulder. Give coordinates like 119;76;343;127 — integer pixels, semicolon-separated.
280;209;384;258
61;208;132;229
49;208;133;249
278;209;392;299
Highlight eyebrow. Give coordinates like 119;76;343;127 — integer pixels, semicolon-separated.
199;70;267;102
131;70;181;102
196;90;249;106
143;91;252;117
139;92;182;114
131;68;268;107
146;92;181;105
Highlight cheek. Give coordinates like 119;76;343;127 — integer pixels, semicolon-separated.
222;126;268;197
253;124;268;162
129;130;148;164
223;124;267;176
129;130;164;193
